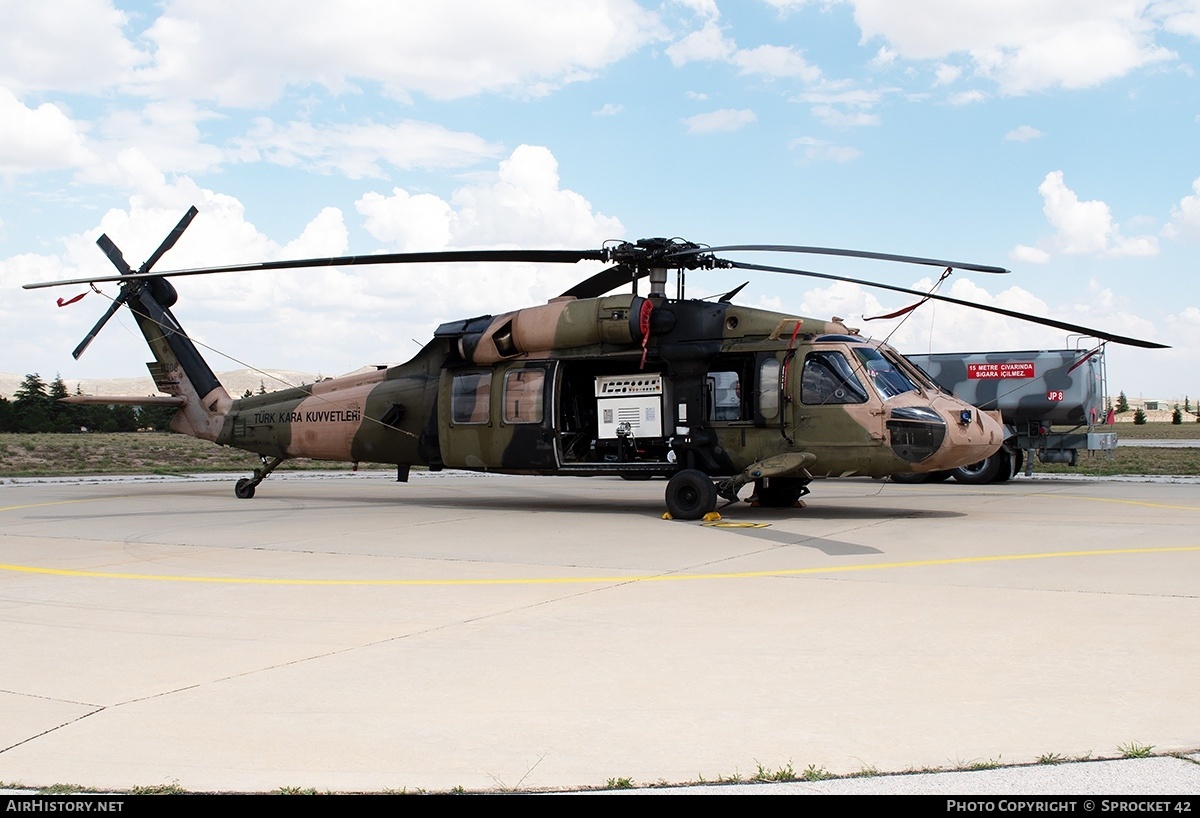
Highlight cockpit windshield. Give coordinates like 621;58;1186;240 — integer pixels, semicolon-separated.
852;346;919;400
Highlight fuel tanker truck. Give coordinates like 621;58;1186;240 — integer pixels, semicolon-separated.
895;348;1116;484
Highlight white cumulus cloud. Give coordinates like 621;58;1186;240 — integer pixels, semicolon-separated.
811;105;880;127
790;136;861;163
133;0;661;106
0;87;95;173
682;108;757;133
1163;177;1200;243
0;0;143;94
231;119;503;179
666;20;736;65
358;145;623;251
1004;125;1044;142
1015;171;1160;259
846;0;1178;94
732;45;821;81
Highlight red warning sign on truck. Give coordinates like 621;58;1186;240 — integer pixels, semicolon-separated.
966;362;1036;379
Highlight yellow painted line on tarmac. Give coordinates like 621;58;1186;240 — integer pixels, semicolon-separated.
1029;493;1200;512
1;545;1198;587
0;496;129;514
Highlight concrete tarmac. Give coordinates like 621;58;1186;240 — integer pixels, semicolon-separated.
1;471;1197;794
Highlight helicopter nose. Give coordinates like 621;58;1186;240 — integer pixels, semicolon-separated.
935;399;1005;468
886;396;1005;471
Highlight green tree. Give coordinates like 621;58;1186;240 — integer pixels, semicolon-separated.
1133;408;1147;425
1116;391;1129;413
112;404;139;432
66;385;91;431
14;373;51;432
1173;405;1183;425
0;396;15;432
88;403;118;432
48;375;72;432
139;404;177;431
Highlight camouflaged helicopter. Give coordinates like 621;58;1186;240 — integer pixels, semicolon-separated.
25;207;1166;519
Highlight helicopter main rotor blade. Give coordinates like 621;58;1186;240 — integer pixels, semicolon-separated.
24;248;608;291
560;264;643;298
729;260;1168;349
676;245;1009;275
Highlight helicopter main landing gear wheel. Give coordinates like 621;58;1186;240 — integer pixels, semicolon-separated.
665;469;718;520
233;456;285;499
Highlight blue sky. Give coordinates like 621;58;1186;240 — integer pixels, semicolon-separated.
1;0;1197;400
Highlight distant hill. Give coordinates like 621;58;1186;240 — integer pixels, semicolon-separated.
0;369;328;400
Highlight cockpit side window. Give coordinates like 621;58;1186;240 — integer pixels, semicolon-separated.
801;351;869;405
851;346;919;400
759;358;780;419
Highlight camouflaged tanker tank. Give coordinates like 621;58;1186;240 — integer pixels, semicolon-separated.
903;349;1115;483
33;209;1165;520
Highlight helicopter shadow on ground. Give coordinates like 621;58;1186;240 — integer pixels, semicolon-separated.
705;505;966;555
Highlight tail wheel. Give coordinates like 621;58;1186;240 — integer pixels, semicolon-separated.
234;478;256;499
665;470;717;520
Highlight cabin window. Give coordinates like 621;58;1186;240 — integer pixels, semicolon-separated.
707;371;743;421
851;346;918;400
451;371;491;424
801;351;869;405
503;368;545;424
759;358;780;419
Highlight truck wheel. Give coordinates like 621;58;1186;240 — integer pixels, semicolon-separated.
991;450;1015;483
665;470;717;520
951;454;1002;485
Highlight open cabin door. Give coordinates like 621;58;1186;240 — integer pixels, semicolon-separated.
437;362;558;471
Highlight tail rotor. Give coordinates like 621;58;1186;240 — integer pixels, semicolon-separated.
71;206;198;359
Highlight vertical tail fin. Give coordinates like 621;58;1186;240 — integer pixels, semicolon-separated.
128;283;231;440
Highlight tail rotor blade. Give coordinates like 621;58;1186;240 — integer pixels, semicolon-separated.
71;292;129;360
96;234;134;276
138;206;198;274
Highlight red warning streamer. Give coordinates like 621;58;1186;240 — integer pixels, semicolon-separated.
56;291;88;307
864;267;953;322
